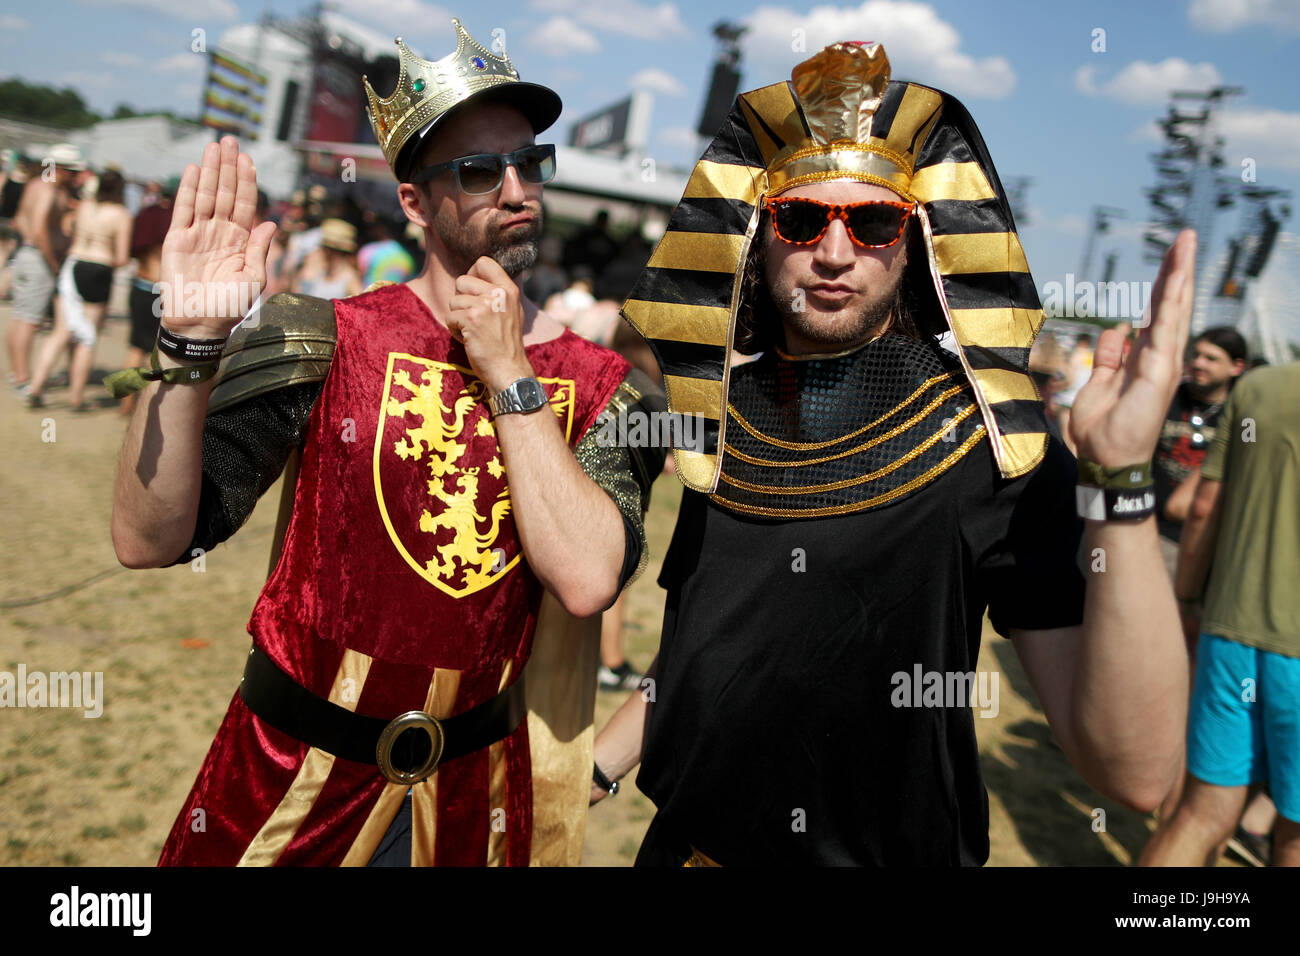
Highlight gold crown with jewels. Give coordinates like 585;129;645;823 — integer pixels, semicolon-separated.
363;18;561;180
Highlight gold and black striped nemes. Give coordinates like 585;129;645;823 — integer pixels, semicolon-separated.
620;41;1050;500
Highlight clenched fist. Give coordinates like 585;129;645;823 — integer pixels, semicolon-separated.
447;256;536;394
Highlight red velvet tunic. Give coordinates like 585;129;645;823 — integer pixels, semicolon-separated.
159;283;629;865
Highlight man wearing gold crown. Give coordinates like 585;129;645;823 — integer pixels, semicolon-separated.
109;19;664;866
591;41;1197;865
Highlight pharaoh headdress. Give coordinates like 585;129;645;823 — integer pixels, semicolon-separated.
623;42;1049;502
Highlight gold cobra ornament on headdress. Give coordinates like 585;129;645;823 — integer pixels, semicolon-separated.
767;42;915;199
622;41;1050;497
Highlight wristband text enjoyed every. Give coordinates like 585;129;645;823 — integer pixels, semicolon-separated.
156;324;228;363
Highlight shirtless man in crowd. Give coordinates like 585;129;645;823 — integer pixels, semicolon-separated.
7;144;81;394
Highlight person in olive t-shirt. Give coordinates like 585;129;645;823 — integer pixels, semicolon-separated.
1142;363;1300;866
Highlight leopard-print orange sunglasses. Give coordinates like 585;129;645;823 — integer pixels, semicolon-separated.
763;197;915;248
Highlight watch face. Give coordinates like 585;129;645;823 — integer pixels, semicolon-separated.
517;379;548;409
492;378;548;415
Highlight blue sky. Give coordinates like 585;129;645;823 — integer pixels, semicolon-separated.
3;0;1297;294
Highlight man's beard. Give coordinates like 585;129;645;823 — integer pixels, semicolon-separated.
766;252;906;349
1185;376;1228;401
434;207;542;278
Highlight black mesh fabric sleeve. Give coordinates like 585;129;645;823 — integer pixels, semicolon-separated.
573;427;650;595
572;371;669;595
169;381;323;566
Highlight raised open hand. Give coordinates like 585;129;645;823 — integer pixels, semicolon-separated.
1068;229;1197;468
159;135;277;338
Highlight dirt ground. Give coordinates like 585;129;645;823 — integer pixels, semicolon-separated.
0;298;1183;867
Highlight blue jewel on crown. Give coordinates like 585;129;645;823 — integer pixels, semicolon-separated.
470;56;486;70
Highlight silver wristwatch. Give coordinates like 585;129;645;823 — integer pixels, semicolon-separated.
487;377;549;416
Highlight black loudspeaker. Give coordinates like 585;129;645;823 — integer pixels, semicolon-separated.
696;60;741;138
276;81;300;143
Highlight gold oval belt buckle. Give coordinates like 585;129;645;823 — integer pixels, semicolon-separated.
376;711;445;785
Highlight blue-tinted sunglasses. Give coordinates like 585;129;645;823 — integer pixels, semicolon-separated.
408;144;556;194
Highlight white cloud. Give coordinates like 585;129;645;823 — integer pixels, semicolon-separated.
1188;0;1300;33
0;15;30;29
531;17;600;56
65;70;116;89
531;0;688;41
1032;213;1146;243
549;66;584;85
741;1;1016;100
102;51;143;68
1129;120;1162;144
80;0;239;21
1129;105;1300;171
144;27;178;47
329;0;449;30
1021;205;1048;230
1107;219;1150;242
1075;58;1223;106
1219;107;1300;171
320;5;452;57
659;125;700;149
1042;213;1088;237
156;53;205;73
630;67;685;96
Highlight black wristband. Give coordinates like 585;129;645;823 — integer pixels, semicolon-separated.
1076;484;1156;521
157;324;228;363
593;763;618;795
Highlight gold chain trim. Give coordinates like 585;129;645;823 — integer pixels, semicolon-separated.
725;385;971;468
720;403;979;495
727;372;957;451
711;425;986;517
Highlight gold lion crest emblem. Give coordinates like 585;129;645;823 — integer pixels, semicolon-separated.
373;352;574;597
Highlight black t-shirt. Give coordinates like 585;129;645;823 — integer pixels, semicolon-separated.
1153;383;1223;541
636;433;1086;866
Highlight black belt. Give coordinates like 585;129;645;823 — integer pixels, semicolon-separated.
239;646;526;785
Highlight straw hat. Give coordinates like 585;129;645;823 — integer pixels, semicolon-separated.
320;218;357;253
45;143;86;171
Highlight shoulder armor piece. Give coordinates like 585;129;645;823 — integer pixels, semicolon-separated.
208;293;337;415
610;367;667;417
608;368;669;498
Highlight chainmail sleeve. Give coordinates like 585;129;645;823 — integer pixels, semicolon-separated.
573;369;668;590
170;381;322;565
